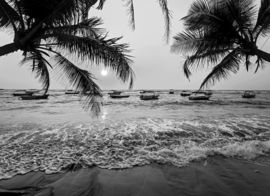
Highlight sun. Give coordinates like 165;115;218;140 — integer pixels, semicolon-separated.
101;69;108;76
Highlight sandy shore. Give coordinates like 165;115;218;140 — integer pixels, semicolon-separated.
0;156;270;196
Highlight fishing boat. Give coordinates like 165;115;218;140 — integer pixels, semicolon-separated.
169;89;174;94
20;94;49;100
189;93;211;100
140;92;159;100
110;94;130;99
242;91;256;98
140;90;155;94
65;90;80;94
108;90;122;95
13;92;34;96
204;90;213;96
180;91;192;96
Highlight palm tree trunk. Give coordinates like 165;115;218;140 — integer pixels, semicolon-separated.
0;43;19;57
255;49;270;62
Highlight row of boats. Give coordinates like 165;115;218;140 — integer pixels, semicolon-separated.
10;89;256;100
108;90;256;100
108;90;212;100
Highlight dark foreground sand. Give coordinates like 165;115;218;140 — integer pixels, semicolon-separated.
0;157;270;196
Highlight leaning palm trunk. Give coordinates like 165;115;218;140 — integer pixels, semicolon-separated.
0;43;19;56
171;0;270;90
254;49;270;62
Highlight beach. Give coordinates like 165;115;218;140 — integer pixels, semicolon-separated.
1;156;270;196
0;89;270;195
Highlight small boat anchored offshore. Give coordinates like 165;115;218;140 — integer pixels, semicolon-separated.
169;89;174;94
110;94;130;99
180;91;192;96
242;91;256;98
109;91;130;98
13;90;35;96
189;93;211;100
140;91;159;100
108;90;122;95
20;94;49;100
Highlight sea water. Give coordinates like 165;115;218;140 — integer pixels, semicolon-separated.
0;89;270;179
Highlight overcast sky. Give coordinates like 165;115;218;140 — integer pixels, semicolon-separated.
0;0;269;90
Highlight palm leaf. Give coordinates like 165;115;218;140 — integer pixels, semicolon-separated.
225;0;256;39
254;57;267;73
157;0;172;43
124;0;135;30
182;0;246;43
171;30;233;56
53;53;103;114
253;0;270;39
18;0;78;26
47;33;135;89
42;17;105;38
0;0;19;28
20;51;51;94
183;49;231;79
121;0;171;42
199;50;242;90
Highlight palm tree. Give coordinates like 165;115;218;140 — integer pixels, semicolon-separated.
0;0;134;114
171;0;270;89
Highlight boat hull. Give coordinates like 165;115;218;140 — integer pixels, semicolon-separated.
181;93;191;96
140;95;159;100
242;95;256;98
21;95;49;100
13;92;34;96
110;95;130;98
189;96;210;100
65;92;79;94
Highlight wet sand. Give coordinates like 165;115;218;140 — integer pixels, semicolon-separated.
0;157;270;196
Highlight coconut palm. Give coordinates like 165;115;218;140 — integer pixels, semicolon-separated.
0;0;134;114
171;0;270;89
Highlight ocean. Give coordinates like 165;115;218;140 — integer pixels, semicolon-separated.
0;89;270;179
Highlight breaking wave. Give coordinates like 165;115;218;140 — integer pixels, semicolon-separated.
1;116;270;180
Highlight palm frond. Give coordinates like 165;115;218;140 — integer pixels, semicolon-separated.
48;33;135;89
253;0;270;39
19;0;80;27
171;30;233;56
182;0;222;30
52;53;103;114
254;57;267;73
225;0;256;40
124;0;135;30
199;50;242;90
0;0;19;28
245;54;251;71
158;0;172;43
182;0;246;43
182;49;231;79
95;0;107;10
20;51;51;94
78;0;97;20
42;17;105;38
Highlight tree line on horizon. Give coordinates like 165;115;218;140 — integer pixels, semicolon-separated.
1;0;270;114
